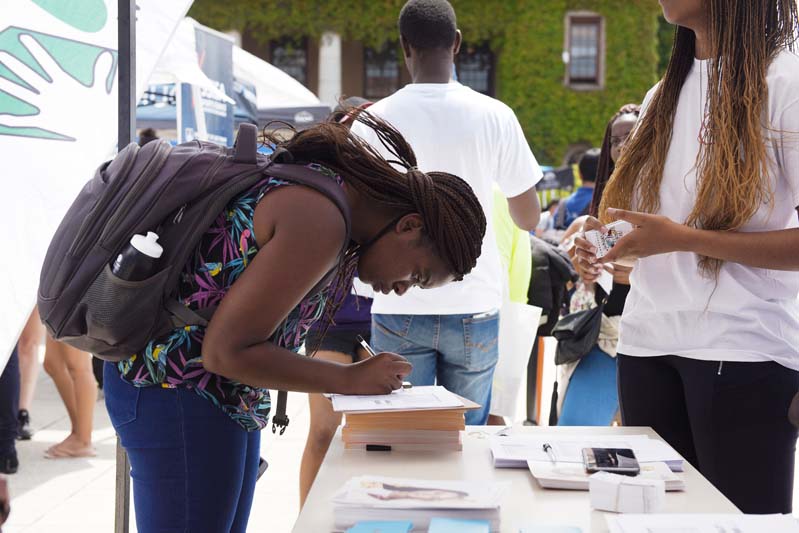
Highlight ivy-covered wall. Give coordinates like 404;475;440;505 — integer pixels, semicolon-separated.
190;0;661;165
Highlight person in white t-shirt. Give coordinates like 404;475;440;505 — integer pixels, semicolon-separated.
351;0;542;425
574;0;799;514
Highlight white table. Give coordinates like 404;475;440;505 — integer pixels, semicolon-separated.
293;425;739;532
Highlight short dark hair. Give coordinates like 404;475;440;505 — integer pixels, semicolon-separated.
578;148;601;184
137;128;158;147
398;0;457;51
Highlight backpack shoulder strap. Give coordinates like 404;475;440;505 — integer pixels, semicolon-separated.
233;123;258;164
265;162;352;249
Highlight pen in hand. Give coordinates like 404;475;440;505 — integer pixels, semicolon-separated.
357;335;377;357
356;335;412;389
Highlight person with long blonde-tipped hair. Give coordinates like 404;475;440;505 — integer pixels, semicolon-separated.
575;0;799;514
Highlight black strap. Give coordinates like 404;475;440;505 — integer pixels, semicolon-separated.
272;390;289;435
165;299;209;328
232;123;258;164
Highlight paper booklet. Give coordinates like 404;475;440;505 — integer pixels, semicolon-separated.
606;513;799;533
330;386;468;413
333;476;505;532
490;434;684;472
527;460;685;491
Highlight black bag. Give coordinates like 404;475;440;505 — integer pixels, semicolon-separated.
551;299;606;365
527;236;579;336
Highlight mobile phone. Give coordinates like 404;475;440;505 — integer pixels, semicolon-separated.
584;220;634;259
582;447;640;476
256;457;269;481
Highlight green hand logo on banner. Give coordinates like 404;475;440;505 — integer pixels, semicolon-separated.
31;0;108;33
0;0;118;140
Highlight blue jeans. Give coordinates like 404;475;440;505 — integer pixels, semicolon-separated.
0;346;19;457
558;345;619;426
104;364;260;533
371;313;499;425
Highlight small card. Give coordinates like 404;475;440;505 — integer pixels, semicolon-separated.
584;220;634;259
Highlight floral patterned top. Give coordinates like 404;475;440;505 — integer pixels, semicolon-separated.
118;164;343;431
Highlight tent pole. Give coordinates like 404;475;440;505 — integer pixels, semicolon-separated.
115;1;135;532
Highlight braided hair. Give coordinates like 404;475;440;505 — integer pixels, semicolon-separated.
262;108;486;348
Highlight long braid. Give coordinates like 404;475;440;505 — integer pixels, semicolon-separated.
262;108;486;350
600;0;798;277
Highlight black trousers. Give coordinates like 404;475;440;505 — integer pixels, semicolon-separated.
0;346;19;456
617;354;799;514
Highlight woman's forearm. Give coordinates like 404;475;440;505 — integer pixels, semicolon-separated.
203;342;350;393
681;226;799;271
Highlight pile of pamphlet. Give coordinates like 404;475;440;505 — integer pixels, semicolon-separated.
331;386;477;451
527;460;685;491
490;434;685;471
332;476;504;532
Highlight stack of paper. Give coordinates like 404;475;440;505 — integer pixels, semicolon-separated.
527;460;685;491
332;476;505;532
490;434;684;471
332;386;477;451
606;514;799;533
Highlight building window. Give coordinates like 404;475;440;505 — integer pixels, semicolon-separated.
455;42;495;96
363;42;400;99
565;13;604;88
271;37;308;86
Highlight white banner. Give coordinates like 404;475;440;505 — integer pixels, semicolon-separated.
0;0;193;371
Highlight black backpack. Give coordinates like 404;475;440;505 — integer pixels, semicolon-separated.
527;235;579;336
38;124;352;433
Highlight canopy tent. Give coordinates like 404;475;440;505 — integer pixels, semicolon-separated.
137;18;330;132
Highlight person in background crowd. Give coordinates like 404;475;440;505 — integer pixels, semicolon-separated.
352;0;542;426
0;474;9;529
575;0;799;513
299;97;376;507
16;308;43;440
554;148;599;230
137;128;158;147
486;185;533;426
42;336;96;458
104;108;486;533
0;347;20;474
557;103;640;426
535;199;561;238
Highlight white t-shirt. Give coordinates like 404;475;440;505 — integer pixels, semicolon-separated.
618;50;799;370
351;82;542;315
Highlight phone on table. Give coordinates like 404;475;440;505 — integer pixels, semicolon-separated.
581;447;640;476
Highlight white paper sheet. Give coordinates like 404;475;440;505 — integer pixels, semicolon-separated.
606;513;799;533
330;385;465;413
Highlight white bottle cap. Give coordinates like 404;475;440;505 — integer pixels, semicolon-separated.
130;231;163;259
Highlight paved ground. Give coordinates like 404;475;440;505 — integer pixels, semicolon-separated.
5;341;794;532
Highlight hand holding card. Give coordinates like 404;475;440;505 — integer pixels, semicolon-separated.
584;220;634;259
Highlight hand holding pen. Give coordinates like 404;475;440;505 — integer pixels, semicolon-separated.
357;336;413;390
334;335;411;395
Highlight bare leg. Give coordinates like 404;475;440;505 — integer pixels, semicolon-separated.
487;414;507;426
299;348;366;508
42;337;95;458
18;308;44;412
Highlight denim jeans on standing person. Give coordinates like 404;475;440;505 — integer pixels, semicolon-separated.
104;363;261;533
371;312;499;425
0;346;19;458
